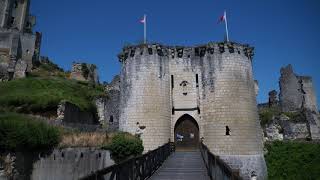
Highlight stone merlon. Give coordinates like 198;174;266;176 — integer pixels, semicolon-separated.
118;42;254;62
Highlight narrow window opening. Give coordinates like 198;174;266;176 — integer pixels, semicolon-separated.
109;115;114;123
171;75;174;89
61;152;64;158
14;1;18;8
130;50;135;57
196;74;199;87
195;48;199;56
197;107;201;114
80;153;83;158
10;17;15;25
226;126;230;136
148;48;153;55
172;107;175;115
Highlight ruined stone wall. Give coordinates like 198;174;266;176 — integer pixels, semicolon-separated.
0;0;9;28
70;62;99;84
0;0;40;81
119;45;171;151
300;77;318;113
279;65;304;112
57;101;98;125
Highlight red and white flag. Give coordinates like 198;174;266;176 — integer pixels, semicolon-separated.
139;15;147;44
140;15;146;24
218;11;226;24
217;10;229;42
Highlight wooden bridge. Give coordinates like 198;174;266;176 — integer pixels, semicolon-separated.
80;142;242;180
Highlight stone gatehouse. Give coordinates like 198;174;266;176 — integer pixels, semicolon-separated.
117;42;267;179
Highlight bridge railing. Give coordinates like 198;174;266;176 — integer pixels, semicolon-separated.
200;142;242;180
79;142;175;180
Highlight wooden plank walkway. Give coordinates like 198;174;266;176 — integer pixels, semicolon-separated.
149;151;210;180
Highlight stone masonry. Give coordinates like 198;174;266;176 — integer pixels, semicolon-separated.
0;0;41;81
70;62;99;84
118;42;267;179
279;64;320;139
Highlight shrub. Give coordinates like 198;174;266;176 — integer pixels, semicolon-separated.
282;111;306;122
0;112;61;152
265;141;320;180
103;132;143;163
259;107;281;127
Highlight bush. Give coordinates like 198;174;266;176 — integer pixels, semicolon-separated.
282;111;306;122
265;141;320;180
103;132;143;163
0;77;106;114
259;107;281;126
0;112;61;151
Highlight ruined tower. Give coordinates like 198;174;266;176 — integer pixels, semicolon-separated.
0;0;41;81
118;42;267;179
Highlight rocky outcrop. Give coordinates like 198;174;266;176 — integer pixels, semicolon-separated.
265;121;283;141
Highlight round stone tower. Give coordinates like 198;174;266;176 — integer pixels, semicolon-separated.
118;44;171;151
199;43;267;179
118;42;267;179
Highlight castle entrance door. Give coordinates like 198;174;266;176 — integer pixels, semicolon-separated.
174;114;199;151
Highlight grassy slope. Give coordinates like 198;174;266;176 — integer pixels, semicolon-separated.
265;141;320;180
0;77;106;114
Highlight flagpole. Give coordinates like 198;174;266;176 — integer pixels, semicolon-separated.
224;10;229;42
144;14;147;44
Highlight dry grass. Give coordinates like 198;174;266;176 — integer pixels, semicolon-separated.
59;132;111;148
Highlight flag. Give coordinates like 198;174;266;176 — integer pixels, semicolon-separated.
218;11;226;24
140;15;146;24
217;10;229;42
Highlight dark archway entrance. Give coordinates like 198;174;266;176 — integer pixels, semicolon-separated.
174;114;199;151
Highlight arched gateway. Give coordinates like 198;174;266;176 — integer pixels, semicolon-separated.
174;114;199;150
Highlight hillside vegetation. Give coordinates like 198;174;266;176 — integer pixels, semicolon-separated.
265;141;320;180
0;112;61;151
0;77;106;115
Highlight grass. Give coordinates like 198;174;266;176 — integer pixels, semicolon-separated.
0;112;61;151
265;141;320;180
0;77;106;115
59;131;109;148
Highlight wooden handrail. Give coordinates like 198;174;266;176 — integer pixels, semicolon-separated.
79;142;175;180
199;142;243;180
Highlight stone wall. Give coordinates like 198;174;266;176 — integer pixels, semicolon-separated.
119;45;171;151
118;42;267;179
57;101;98;125
0;0;41;81
279;65;303;112
278;64;320;139
70;62;99;84
0;148;114;180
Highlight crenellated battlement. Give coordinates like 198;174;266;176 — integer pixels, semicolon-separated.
118;42;254;62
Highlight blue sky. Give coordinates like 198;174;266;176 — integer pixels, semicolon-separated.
30;0;320;106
